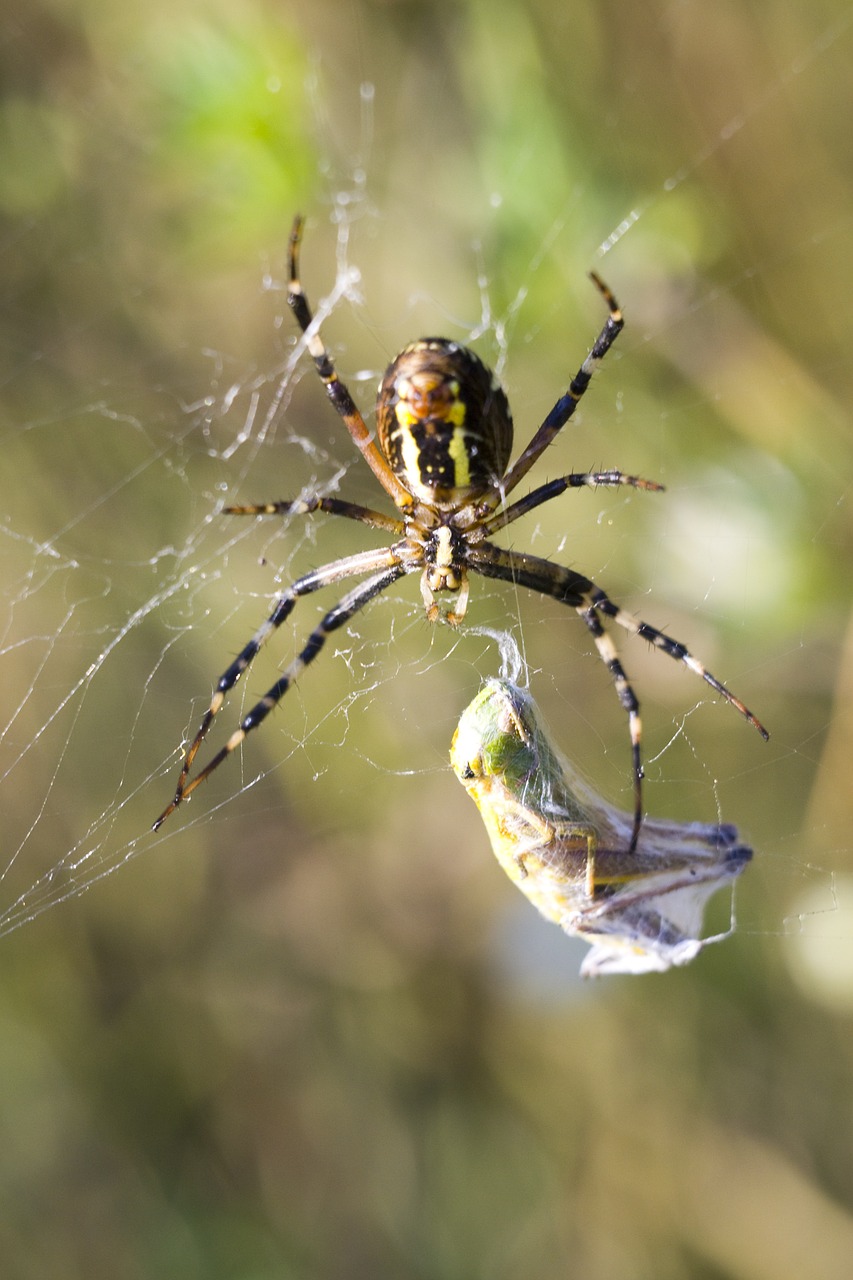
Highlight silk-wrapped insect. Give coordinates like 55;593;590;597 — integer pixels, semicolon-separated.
451;679;753;976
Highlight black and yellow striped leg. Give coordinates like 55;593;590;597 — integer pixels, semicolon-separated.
225;494;405;536
153;546;406;829
499;273;625;499
484;470;664;538
470;542;768;850
586;588;769;739
286;215;413;510
579;605;644;851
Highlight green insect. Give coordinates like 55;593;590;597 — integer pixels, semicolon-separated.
451;679;753;976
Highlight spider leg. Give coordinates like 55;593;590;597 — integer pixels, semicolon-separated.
153;546;408;829
225;494;405;536
469;542;768;851
580;603;644;851
483;470;664;538
499;273;624;500
287;215;413;511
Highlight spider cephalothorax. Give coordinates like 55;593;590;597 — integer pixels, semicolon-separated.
154;215;767;838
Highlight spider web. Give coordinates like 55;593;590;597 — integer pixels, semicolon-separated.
7;9;853;1279
1;7;850;1017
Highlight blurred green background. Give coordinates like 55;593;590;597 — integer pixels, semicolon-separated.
3;0;853;1276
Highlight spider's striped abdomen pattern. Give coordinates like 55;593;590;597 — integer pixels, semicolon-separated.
376;339;514;507
153;214;767;838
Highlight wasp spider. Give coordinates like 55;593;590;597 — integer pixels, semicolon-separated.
154;217;767;838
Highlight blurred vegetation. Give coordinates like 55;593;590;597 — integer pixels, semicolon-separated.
2;0;853;1277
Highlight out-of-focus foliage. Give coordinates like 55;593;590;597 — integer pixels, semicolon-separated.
3;1;853;1277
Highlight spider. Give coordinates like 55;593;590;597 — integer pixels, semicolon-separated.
153;215;768;838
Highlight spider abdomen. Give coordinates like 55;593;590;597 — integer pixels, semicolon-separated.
376;339;513;508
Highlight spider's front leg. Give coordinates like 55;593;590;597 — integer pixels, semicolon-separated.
469;542;768;852
153;546;406;830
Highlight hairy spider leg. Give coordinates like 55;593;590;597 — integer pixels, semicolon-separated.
153;547;405;829
469;543;768;851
